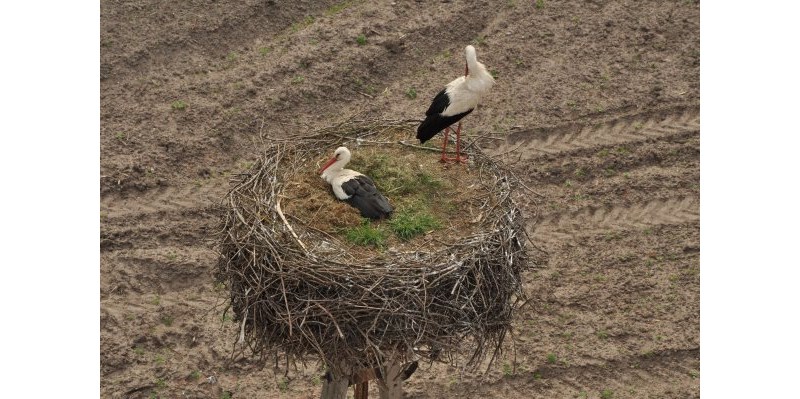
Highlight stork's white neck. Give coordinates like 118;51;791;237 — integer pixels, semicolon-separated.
463;45;494;92
321;159;350;183
465;45;479;72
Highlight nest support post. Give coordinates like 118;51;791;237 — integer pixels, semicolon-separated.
320;371;349;399
376;359;406;399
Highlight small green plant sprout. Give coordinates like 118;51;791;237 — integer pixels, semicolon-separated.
535;0;545;9
490;69;499;79
325;1;354;16
277;377;289;392
155;378;167;389
405;87;417;99
546;353;557;364
151;295;161;306
226;51;238;62
220;392;232;399
291;76;305;84
171;100;187;111
291;15;315;32
221;312;232;323
596;330;609;339
160;314;174;327
600;389;614;399
345;219;387;247
258;46;272;56
356;34;367;45
502;362;513;376
189;370;201;380
115;132;126;140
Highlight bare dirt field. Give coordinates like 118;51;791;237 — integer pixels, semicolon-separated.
100;0;699;398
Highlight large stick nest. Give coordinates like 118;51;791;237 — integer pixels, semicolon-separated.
215;119;529;376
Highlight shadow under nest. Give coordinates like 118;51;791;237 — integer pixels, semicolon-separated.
215;119;529;377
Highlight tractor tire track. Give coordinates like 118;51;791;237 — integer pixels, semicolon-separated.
531;196;699;245
100;179;230;219
491;105;699;159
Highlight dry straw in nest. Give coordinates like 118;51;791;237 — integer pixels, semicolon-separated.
215;119;529;377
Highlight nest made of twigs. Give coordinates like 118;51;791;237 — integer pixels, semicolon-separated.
215;119;528;376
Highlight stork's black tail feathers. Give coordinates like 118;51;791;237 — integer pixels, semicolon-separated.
416;110;473;143
347;193;393;220
340;175;393;220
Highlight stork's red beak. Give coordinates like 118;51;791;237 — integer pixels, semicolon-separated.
319;157;337;174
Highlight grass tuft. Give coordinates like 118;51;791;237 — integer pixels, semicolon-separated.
325;1;355;16
345;220;386;247
355;155;443;197
171;100;187;111
291;16;315;32
389;207;441;240
502;362;513;377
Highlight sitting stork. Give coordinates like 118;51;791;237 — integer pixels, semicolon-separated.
417;45;495;163
319;147;393;220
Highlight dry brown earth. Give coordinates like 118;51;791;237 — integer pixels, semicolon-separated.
100;1;700;397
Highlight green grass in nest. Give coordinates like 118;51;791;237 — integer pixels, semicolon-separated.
344;219;387;248
352;154;444;199
389;207;441;241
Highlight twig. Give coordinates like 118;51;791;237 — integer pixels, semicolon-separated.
398;140;444;153
276;196;307;251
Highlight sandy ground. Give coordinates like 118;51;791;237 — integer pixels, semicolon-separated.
100;0;699;398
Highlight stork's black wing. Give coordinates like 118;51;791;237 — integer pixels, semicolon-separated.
416;89;473;143
340;175;393;220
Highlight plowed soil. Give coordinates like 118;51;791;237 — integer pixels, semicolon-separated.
100;1;700;398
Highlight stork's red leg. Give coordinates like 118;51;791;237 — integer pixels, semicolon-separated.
455;121;468;164
440;126;451;163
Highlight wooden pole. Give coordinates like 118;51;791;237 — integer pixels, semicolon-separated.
320;371;348;399
354;381;369;399
376;360;405;399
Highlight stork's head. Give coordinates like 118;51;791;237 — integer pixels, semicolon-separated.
319;146;351;175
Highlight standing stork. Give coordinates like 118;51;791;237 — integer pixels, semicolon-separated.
417;45;495;163
319;146;393;220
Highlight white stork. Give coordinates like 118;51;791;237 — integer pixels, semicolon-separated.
319;146;393;220
417;45;495;163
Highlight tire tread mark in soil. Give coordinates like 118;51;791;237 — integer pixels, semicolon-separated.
471;348;699;398
532;196;699;244
102;0;342;80
100;179;229;219
493;106;699;158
